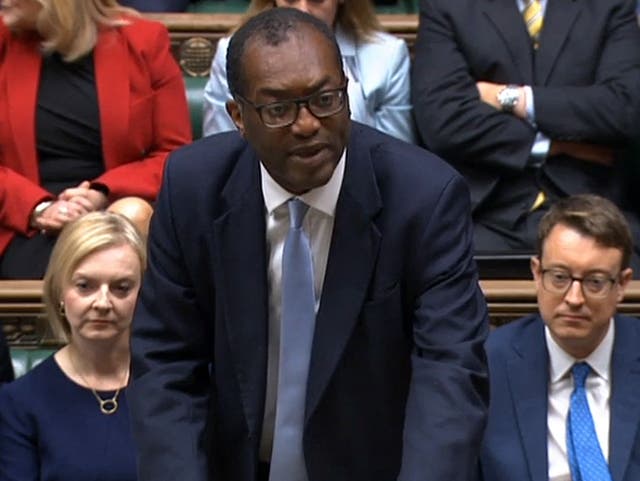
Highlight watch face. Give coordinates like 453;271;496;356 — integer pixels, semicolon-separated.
498;87;519;111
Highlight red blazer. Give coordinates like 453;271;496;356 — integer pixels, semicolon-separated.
0;16;192;255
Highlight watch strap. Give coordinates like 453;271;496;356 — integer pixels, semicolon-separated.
30;200;54;228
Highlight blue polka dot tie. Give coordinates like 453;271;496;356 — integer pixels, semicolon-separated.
567;362;612;481
269;199;314;481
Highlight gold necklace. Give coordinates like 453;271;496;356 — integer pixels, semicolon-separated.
69;349;129;415
91;387;120;415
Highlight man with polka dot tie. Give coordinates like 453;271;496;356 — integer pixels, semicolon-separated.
479;195;640;481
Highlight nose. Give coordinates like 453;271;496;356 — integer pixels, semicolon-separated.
291;104;321;137
564;279;585;306
295;0;312;14
93;285;112;310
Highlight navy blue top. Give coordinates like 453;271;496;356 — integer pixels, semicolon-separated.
0;356;136;481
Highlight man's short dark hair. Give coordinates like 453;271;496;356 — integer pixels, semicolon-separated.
537;194;633;269
226;7;343;98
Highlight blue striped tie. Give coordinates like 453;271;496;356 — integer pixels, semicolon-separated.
567;362;612;481
269;198;315;481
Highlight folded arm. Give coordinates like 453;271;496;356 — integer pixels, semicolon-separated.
411;0;536;172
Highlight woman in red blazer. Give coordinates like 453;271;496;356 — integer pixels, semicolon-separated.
0;0;191;278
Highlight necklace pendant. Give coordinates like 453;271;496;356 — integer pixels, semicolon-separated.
99;397;118;415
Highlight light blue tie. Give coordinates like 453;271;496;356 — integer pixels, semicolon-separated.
567;362;612;481
269;198;315;481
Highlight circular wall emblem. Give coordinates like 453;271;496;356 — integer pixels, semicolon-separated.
179;37;215;77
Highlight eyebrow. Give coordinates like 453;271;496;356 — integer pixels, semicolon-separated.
70;271;138;281
255;77;337;100
544;266;615;276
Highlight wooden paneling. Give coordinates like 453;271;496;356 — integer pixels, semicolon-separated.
3;279;640;347
481;280;640;326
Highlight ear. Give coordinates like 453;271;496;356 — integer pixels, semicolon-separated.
343;77;350;115
226;100;246;137
530;256;541;284
616;267;633;302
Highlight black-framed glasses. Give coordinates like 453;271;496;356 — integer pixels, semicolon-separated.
540;268;619;299
235;84;348;128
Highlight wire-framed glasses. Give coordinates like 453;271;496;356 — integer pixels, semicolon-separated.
235;84;348;128
540;268;619;299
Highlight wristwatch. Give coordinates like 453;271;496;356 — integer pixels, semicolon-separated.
497;85;521;113
30;200;53;228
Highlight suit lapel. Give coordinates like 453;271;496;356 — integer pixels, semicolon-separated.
506;317;549;481
305;126;382;419
535;0;581;85
94;27;129;168
6;36;41;178
212;147;269;438
609;316;640;481
482;0;534;83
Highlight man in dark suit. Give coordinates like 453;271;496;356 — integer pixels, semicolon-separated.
480;194;640;481
128;7;489;481
411;0;640;256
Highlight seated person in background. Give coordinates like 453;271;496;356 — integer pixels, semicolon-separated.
0;0;191;279
412;0;640;261
0;211;146;481
119;0;196;11
480;194;640;481
0;328;13;384
203;0;416;143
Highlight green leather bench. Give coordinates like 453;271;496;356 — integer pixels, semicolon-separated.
185;76;208;139
10;348;56;379
188;0;249;13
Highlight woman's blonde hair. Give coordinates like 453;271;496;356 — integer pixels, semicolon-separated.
35;0;139;62
43;211;147;341
241;0;381;42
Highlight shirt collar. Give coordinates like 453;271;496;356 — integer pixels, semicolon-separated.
334;24;356;58
516;0;548;13
546;319;614;384
260;149;346;217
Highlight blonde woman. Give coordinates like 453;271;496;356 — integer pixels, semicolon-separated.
202;0;416;143
0;0;191;279
0;211;146;481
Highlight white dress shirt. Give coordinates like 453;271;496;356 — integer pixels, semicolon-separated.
546;321;613;481
258;150;346;461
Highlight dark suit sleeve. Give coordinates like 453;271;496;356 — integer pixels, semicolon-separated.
0;329;14;384
128;159;212;481
0;388;38;481
411;0;535;173
533;0;640;142
398;174;489;481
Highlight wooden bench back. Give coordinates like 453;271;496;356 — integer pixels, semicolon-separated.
145;13;419;78
3;279;640;347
